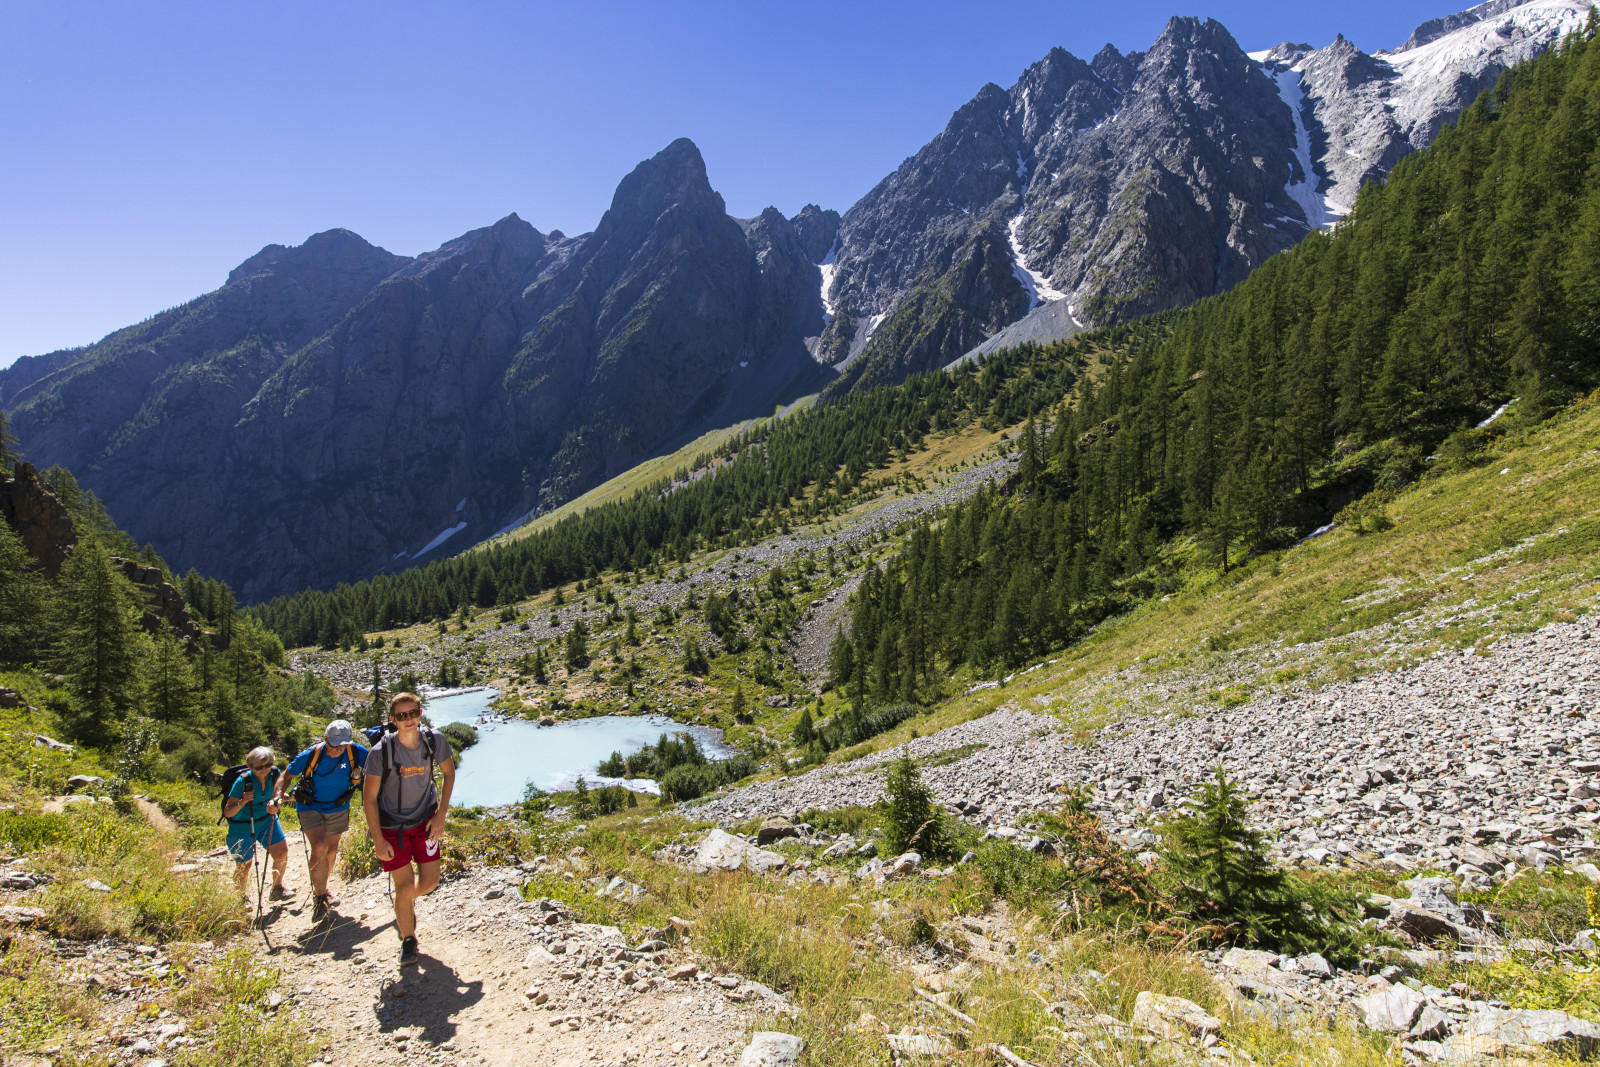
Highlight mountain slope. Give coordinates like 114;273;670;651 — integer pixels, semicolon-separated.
3;140;833;601
825;0;1593;391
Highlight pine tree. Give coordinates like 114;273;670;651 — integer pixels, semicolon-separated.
1159;765;1351;952
0;517;44;663
141;628;196;724
882;753;949;858
369;658;384;720
681;637;709;676
730;685;748;723
531;647;548;684
52;535;140;746
0;409;19;470
565;620;590;670
791;706;815;746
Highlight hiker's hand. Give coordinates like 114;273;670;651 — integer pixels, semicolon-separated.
373;835;393;862
266;799;280;815
427;809;447;841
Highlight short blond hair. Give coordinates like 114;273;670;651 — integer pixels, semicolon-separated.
245;746;275;769
389;691;422;714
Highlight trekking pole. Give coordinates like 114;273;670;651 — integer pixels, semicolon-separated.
247;795;269;941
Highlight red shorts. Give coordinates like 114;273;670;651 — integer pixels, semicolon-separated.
379;812;440;872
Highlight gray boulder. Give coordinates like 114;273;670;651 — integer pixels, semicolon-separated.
739;1031;804;1067
1355;982;1425;1033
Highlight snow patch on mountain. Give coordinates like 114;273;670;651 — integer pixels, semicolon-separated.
1270;65;1345;228
1007;215;1068;311
415;521;469;559
816;237;837;321
1384;0;1591;143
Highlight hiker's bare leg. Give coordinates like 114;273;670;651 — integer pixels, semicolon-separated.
304;824;331;896
391;863;418;939
416;860;440;899
268;840;289;889
322;832;344;897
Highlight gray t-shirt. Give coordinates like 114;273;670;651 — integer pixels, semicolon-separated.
363;728;453;828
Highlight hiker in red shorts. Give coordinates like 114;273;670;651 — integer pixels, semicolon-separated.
361;692;455;967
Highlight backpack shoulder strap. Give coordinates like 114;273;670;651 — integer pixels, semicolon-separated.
303;742;325;779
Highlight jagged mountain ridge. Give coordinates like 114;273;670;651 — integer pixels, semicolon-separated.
2;139;835;601
823;0;1594;390
4;0;1586;602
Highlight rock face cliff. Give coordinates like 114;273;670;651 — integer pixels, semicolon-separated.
824;0;1594;389
2;140;830;601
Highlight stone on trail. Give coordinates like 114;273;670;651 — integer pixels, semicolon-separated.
1132;991;1223;1041
739;1031;803;1067
1355;982;1425;1033
692;829;787;874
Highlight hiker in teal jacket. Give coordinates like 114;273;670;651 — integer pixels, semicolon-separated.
275;719;368;922
223;746;291;900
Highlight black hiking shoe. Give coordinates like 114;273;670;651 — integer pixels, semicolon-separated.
312;894;329;923
399;936;419;966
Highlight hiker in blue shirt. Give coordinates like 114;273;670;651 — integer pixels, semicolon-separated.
274;719;368;922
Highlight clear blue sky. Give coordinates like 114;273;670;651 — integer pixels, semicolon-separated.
1;0;1461;367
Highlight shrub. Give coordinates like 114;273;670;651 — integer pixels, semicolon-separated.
1159;765;1358;957
440;721;479;752
339;828;379;880
881;754;950;858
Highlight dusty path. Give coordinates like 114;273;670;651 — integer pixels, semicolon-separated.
249;835;758;1066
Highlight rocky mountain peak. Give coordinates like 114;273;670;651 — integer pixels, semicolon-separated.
788;204;840;264
1396;0;1525;52
226;228;402;287
605;137;725;237
1090;44;1141;92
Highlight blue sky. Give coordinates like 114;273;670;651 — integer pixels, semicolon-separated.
1;1;1465;367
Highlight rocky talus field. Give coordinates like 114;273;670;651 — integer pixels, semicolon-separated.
698;612;1600;882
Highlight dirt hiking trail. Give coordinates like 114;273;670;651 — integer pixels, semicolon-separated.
246;831;762;1067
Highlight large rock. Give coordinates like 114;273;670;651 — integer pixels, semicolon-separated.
738;1032;803;1067
1355;982;1425;1033
1132;991;1223;1041
692;829;787;875
0;462;75;578
1457;1007;1600;1057
755;816;801;846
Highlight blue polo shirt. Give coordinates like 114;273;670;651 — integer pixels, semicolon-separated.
286;741;369;813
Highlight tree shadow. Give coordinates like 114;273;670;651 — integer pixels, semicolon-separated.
375;953;485;1046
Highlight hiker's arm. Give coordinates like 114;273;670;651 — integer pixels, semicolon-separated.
427;758;456;840
363;774;392;861
221;782;249;818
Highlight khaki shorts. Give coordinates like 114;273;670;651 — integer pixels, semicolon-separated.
296;807;350;836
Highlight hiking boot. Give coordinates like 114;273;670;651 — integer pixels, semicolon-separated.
399;936;419;966
269;884;295;901
312;894;330;922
